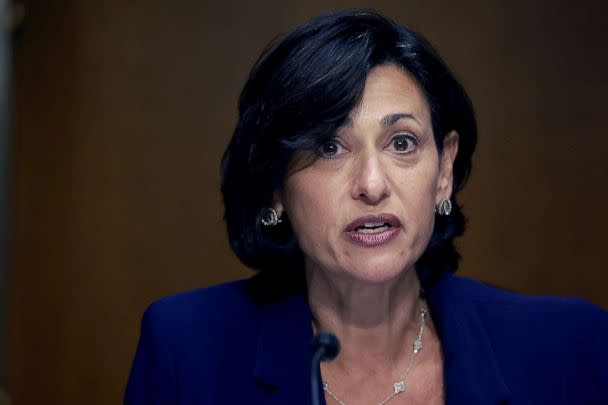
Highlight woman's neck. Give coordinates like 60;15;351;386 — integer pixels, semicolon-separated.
306;263;426;373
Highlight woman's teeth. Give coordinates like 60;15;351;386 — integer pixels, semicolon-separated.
356;223;390;233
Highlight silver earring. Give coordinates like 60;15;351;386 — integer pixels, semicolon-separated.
260;207;282;227
436;199;452;216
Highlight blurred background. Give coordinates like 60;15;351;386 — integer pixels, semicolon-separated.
3;0;608;403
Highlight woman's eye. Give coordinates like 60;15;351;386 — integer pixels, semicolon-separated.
389;134;418;153
318;139;344;158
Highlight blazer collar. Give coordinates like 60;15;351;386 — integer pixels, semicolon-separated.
251;272;511;405
427;273;512;405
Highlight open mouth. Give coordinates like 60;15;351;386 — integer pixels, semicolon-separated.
345;213;401;246
355;222;392;233
346;213;401;233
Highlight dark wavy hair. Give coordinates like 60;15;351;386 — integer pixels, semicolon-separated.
221;10;477;288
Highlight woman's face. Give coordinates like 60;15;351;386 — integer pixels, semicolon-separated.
276;64;458;284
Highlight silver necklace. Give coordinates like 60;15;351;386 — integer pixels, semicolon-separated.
322;300;428;405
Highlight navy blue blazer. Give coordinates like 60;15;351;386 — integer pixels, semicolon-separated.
125;272;608;404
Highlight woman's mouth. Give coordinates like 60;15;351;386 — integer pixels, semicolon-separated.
355;222;391;233
345;214;401;246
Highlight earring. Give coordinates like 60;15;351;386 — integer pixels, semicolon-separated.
436;198;452;216
260;207;282;227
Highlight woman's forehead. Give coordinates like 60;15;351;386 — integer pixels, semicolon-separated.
343;65;431;129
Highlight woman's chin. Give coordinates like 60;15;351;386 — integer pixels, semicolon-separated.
306;248;419;286
336;257;417;285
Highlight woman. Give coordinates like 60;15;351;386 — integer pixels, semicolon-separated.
125;10;608;405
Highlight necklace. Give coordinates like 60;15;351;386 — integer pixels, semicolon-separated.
322;300;428;405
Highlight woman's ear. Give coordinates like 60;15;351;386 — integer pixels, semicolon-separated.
436;130;459;202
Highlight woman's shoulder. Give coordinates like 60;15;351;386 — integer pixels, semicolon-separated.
451;275;608;374
126;275;280;403
130;277;266;377
138;271;305;342
141;277;261;336
450;274;607;327
446;275;608;401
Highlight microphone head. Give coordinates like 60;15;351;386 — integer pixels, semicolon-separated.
311;332;340;361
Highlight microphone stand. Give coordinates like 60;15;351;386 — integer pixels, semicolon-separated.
310;332;340;405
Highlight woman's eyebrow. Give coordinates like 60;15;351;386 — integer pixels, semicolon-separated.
380;113;419;127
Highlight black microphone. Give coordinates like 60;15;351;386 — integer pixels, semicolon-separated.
310;332;340;405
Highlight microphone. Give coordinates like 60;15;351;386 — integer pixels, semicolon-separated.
310;332;340;405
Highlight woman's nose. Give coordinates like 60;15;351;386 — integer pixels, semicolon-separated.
350;154;390;204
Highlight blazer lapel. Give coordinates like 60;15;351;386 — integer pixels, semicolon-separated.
427;274;512;405
252;283;318;405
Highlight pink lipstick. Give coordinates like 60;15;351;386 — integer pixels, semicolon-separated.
345;213;401;247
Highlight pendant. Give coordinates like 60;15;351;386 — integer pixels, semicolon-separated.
393;380;406;394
